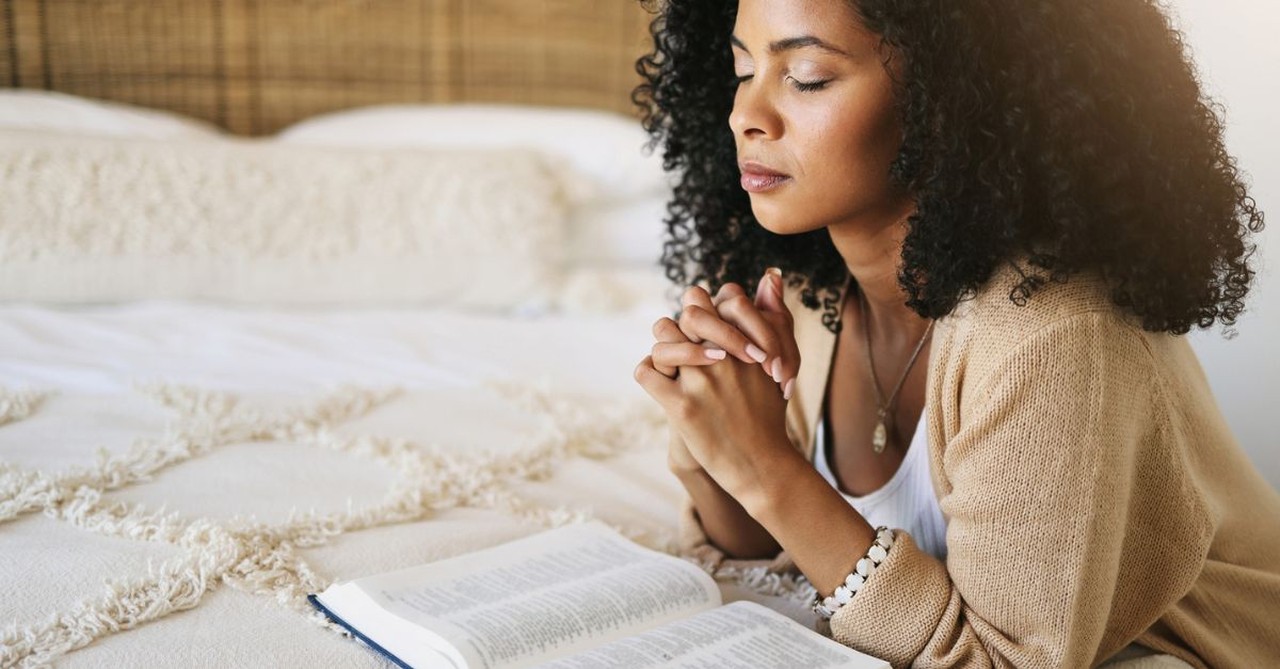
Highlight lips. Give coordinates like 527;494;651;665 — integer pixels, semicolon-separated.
739;160;792;193
739;160;789;177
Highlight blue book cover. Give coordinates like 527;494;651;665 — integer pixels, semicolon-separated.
308;593;414;669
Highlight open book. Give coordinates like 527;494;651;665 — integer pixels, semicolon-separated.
308;521;889;669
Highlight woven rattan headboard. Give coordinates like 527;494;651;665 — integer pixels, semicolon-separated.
0;0;656;135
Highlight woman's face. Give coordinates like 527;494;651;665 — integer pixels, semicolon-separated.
730;0;909;235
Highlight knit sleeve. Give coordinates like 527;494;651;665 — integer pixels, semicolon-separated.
827;312;1210;668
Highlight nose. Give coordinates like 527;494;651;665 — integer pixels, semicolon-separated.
728;80;783;140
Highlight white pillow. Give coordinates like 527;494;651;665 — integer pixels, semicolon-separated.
0;90;223;138
565;195;669;268
275;104;672;206
0;130;568;311
554;266;673;315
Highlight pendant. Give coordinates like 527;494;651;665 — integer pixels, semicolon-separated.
872;419;887;454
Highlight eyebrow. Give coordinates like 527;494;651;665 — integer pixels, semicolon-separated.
729;34;850;57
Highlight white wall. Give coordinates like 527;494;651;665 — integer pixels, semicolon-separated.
1166;0;1279;487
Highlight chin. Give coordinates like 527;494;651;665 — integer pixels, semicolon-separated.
750;197;827;236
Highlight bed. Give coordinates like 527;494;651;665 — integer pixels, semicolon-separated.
0;267;762;667
0;3;1244;668
0;2;825;666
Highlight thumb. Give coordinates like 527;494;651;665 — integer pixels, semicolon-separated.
754;271;773;310
757;267;787;314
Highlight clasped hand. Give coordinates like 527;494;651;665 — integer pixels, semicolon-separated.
633;269;804;504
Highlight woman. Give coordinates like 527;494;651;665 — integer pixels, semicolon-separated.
630;0;1280;667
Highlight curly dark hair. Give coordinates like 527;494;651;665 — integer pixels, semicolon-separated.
631;0;1265;335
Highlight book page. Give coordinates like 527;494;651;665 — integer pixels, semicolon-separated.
355;522;720;669
533;600;889;669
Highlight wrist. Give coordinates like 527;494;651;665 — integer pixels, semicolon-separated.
740;457;880;597
672;462;712;486
667;455;703;478
732;443;811;522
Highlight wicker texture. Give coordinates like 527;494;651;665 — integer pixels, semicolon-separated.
0;0;656;135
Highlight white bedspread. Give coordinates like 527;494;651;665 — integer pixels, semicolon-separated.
0;274;817;668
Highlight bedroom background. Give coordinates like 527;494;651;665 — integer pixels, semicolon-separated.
0;0;1276;666
0;2;703;666
3;1;1275;478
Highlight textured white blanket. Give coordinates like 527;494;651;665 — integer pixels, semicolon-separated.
0;293;815;668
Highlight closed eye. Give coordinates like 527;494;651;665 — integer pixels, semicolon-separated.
790;78;830;92
734;74;831;93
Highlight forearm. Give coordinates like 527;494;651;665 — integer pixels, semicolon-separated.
674;466;782;560
743;450;877;596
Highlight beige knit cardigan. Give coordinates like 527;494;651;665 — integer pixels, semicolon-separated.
677;258;1280;668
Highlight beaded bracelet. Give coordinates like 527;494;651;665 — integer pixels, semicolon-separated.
812;526;895;620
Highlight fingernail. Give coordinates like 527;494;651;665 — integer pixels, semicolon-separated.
705;348;727;360
771;358;783;382
783;378;795;401
746;344;767;364
766;267;782;278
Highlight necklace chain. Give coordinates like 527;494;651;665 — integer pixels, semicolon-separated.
857;286;933;454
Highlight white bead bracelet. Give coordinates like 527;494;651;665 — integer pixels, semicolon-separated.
812;526;895;620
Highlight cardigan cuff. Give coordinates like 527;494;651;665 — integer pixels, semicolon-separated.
828;531;951;667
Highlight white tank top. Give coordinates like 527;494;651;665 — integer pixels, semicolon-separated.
812;408;949;560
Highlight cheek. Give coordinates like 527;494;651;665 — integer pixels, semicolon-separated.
809;97;900;197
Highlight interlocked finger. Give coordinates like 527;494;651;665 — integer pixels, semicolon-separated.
652;315;724;377
679;286;717;343
712;282;748;306
677;305;763;365
652;342;728;374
